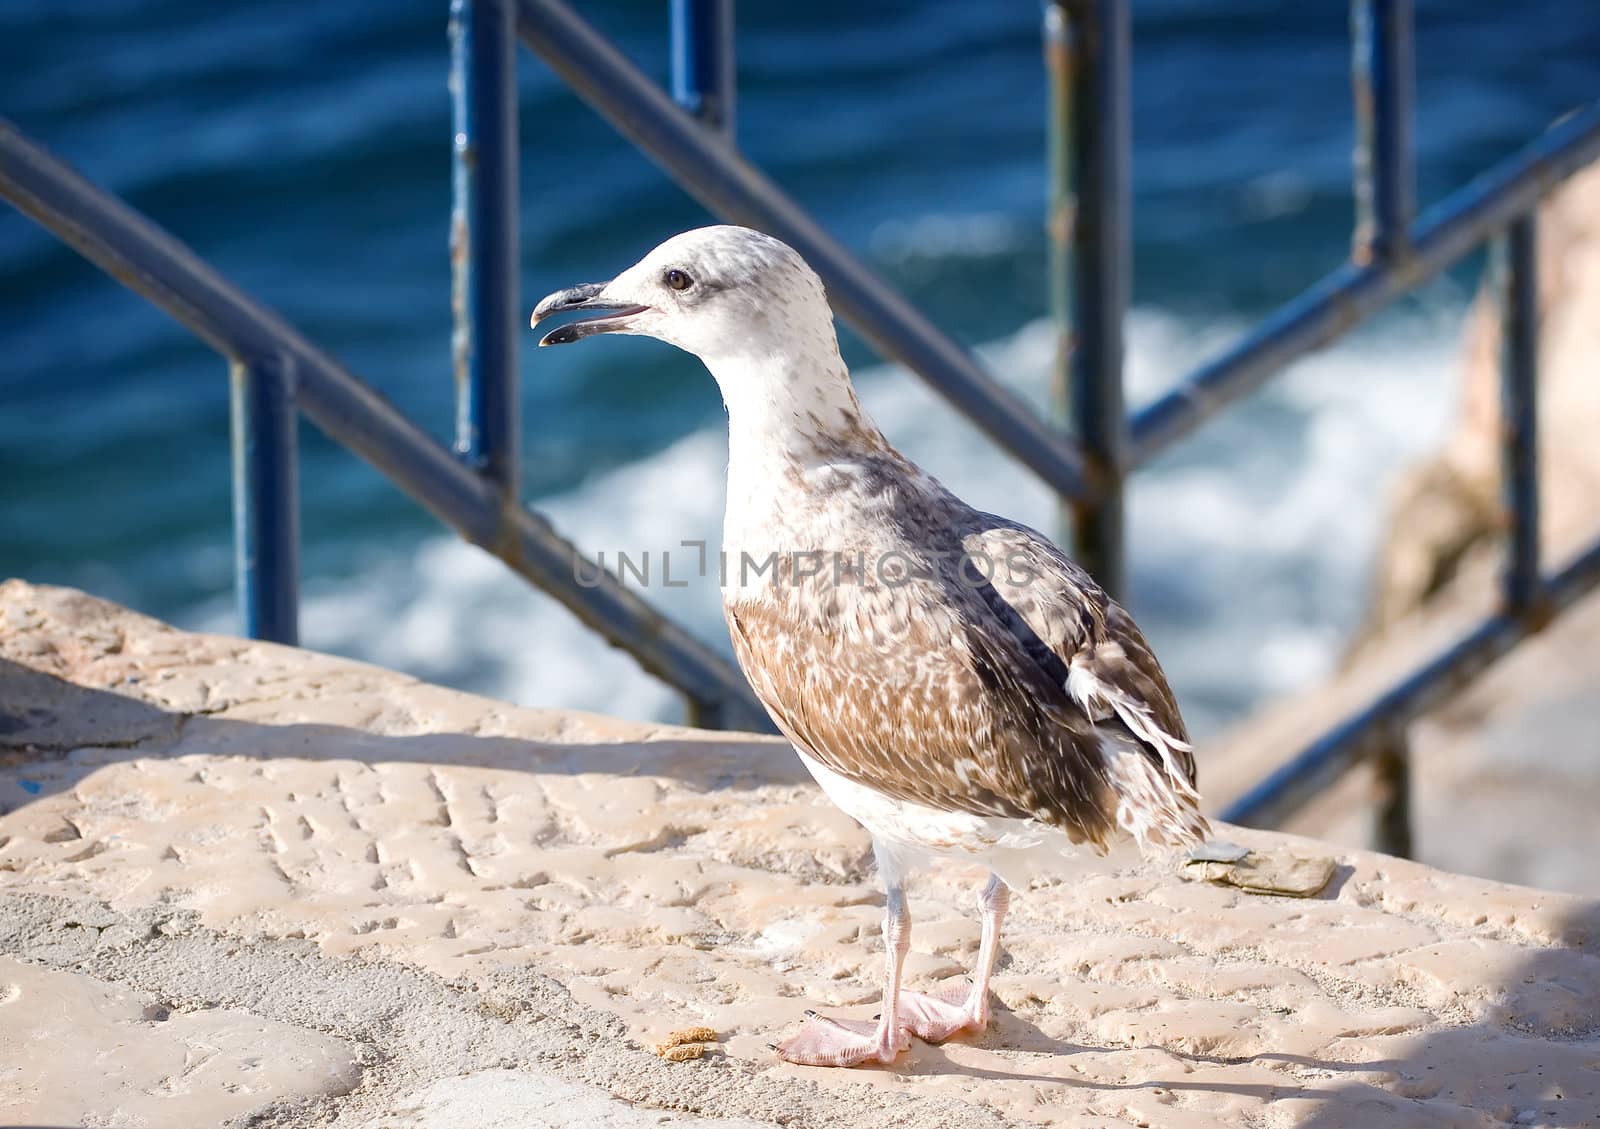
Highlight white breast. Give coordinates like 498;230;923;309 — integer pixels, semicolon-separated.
793;750;1077;888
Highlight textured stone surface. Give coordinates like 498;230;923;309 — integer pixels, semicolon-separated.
362;1071;779;1129
2;580;1598;1128
0;954;362;1125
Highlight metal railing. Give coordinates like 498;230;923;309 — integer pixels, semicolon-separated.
4;1;1599;853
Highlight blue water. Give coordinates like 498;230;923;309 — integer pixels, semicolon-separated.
3;1;1596;731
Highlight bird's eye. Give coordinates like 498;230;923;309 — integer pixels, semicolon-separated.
664;268;693;291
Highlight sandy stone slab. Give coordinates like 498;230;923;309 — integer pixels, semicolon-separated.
0;954;362;1125
0;891;1012;1129
363;1070;779;1128
3;580;1600;1128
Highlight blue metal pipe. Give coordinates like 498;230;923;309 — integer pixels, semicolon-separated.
1046;0;1130;597
1496;214;1542;617
515;0;1100;506
1130;101;1600;469
450;0;522;495
1222;534;1600;829
0;117;767;730
1351;0;1415;264
229;355;300;645
671;0;735;136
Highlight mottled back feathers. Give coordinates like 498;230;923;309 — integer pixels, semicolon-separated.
724;457;1206;853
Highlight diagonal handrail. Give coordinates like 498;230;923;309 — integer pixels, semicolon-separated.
1130;102;1600;468
1224;537;1600;829
0;117;769;731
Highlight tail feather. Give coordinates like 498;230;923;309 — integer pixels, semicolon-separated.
1067;662;1202;806
1097;731;1210;851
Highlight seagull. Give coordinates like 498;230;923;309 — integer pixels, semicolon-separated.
531;226;1207;1068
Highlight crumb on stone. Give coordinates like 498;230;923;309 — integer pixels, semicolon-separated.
657;1025;718;1048
655;1042;707;1062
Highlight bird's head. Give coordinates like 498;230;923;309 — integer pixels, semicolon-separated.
530;225;839;368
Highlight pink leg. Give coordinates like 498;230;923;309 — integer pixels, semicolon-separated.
774;887;913;1067
897;873;1010;1043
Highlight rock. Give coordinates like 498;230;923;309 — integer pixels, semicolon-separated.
1182;845;1337;897
0;954;362;1126
1360;161;1600;638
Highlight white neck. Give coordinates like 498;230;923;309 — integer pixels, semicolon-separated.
703;346;886;478
702;345;889;556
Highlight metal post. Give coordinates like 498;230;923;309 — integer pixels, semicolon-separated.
1371;729;1413;858
230;355;300;645
1351;0;1415;264
450;0;522;495
687;699;726;731
1495;214;1543;618
671;0;735;136
1046;0;1130;598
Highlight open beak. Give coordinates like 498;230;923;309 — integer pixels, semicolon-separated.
529;282;650;346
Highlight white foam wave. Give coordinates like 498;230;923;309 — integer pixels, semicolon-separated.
209;306;1461;734
868;211;1023;262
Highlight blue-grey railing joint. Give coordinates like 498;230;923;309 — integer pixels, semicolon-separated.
1047;0;1131;599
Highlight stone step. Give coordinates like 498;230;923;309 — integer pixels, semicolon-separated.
1;579;1595;1128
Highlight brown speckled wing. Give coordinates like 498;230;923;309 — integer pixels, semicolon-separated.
723;509;1196;848
962;520;1197;793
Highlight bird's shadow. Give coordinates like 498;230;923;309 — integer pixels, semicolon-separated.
0;658;810;799
900;1016;1403;1103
